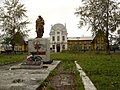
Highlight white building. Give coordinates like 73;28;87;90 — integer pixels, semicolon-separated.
49;23;68;52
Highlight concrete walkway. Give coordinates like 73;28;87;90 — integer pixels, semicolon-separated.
0;61;60;90
75;61;97;90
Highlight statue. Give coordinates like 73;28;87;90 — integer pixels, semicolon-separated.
36;15;45;38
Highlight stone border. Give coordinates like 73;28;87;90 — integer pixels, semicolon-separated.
75;61;97;90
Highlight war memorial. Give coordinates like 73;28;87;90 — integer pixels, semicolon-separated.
0;16;60;90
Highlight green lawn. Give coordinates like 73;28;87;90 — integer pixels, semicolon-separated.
0;54;27;65
0;52;120;90
76;53;120;90
50;52;120;90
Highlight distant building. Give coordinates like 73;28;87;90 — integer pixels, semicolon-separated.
49;23;68;52
0;33;28;53
92;30;106;50
67;37;93;51
67;31;106;51
49;23;106;52
0;34;5;53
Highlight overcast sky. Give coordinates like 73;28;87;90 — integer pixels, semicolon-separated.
0;0;92;38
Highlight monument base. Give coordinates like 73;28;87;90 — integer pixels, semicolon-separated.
22;38;50;66
28;38;50;61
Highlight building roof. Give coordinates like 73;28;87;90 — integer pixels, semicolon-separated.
67;37;93;41
51;23;66;31
92;30;105;42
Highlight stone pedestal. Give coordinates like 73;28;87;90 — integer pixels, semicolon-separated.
28;38;50;62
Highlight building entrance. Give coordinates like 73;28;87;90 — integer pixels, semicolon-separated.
56;44;60;52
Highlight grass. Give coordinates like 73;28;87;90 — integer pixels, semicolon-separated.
51;52;120;90
76;53;120;90
0;54;27;65
0;52;120;90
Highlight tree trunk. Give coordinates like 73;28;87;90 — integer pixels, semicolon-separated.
12;44;15;51
106;0;110;54
106;29;110;54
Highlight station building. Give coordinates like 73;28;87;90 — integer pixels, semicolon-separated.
49;23;106;52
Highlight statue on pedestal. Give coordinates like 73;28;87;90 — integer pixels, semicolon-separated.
36;15;45;38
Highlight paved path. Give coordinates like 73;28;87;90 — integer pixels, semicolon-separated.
0;61;60;90
75;61;97;90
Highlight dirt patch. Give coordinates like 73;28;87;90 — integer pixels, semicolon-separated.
38;63;77;90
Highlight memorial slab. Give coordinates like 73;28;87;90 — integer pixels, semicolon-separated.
28;38;50;62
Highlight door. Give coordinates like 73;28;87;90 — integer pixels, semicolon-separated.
56;44;60;52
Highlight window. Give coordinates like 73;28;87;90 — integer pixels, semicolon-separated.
96;44;100;50
97;38;100;43
14;46;18;51
102;37;104;40
62;36;65;41
84;44;87;50
68;44;72;50
62;45;65;50
101;40;104;44
57;32;60;34
52;36;55;41
89;44;91;49
19;46;22;51
52;45;55;49
57;36;60;41
84;41;86;44
79;44;82;49
101;44;104;50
